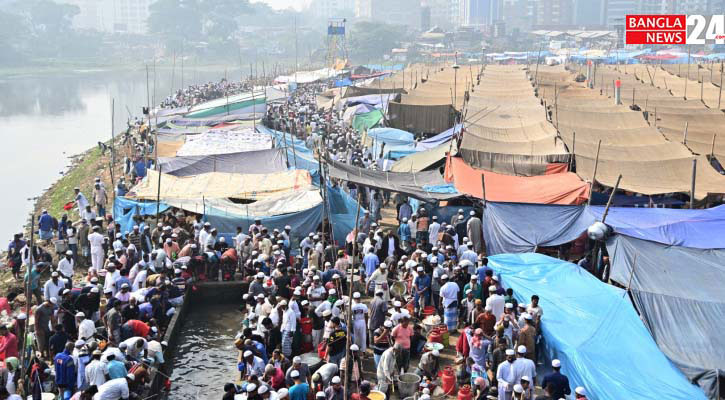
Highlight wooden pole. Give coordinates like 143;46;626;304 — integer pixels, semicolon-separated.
601;174;622;223
342;191;363;400
623;253;637;298
480;174;486;207
683;121;689;145
685;48;690;99
20;213;35;385
569;131;576;172
690;158;697;209
110;98;116;206
587;140;602;206
711;134;717;158
719;61;723;109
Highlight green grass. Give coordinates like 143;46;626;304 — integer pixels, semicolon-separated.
37;147;106;222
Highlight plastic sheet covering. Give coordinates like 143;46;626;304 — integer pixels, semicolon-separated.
127;169;312;201
607;235;725;399
175;128;273;156
388;102;455;134
324;158;459;202
588;205;725;249
488;253;707;400
415;124;460;150
389;141;451;173
352;109;384;132
445;156;589;205
482;202;592;255
163;189;322;217
482;202;725;255
113;197;170;235
158;148;287;176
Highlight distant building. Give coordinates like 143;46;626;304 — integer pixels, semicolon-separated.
574;0;603;27
534;0;574;27
422;0;458;30
459;0;500;27
357;0;422;28
311;0;355;19
62;0;153;34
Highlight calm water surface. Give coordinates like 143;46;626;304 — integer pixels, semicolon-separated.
0;68;226;242
168;302;241;399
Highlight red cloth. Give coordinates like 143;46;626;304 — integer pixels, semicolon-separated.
270;366;286;389
0;298;11;315
126;320;150;338
0;333;18;360
456;328;470;357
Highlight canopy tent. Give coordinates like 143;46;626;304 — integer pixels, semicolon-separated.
481;202;725;255
113;197;170;236
158;148;287;177
445;156;589;205
416;124;460;151
607;235;725;399
324;157;460;203
387;102;455;134
184;91;266;119
389;141;452;173
488;253;706;400
352;109;384;132
274;68;344;84
163;189;322;218
127;169;312;201
174;128;273;157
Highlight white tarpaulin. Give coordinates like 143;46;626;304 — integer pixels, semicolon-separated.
162;189;322;217
175;128;273;156
274;68;346;84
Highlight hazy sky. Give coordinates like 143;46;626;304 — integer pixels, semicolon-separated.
251;0;312;11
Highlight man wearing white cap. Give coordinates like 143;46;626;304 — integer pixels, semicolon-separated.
350;292;369;352
466;210;483;254
243;349;266;379
288;368;309;400
512;345;536;387
324;375;343;400
43;272;66;302
439;274;460;331
366;262;389;302
486;285;505;320
496;348;517;400
575;386;588;399
76;312;95;341
58;250;75;282
280;302;297;358
541;359;571;399
416;348;440;379
428;215;440;246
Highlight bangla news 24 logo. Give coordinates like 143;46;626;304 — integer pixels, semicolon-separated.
626;15;725;44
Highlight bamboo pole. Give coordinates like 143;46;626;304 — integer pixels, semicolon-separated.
342;191;363;400
690;158;697;209
587;140;602;206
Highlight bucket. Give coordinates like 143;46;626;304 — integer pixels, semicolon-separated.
368;390;386;400
396;372;421;398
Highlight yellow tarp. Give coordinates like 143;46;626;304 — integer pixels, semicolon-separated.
127;169;312;201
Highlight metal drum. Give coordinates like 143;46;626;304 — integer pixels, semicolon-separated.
298;352;324;372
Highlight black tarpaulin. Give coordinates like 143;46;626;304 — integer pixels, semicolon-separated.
158;148;287;177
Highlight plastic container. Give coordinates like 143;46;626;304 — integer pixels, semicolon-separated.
427;329;442;344
299;317;313;335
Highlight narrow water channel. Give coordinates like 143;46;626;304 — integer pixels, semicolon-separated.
168;302;241;399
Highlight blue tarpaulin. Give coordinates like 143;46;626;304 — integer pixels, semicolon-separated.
334;78;352;87
482;202;725;255
113;197;170;235
488;253;707;400
415;124;461;151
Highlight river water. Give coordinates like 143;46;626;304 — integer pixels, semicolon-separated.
167;302;241;399
0;68;227;242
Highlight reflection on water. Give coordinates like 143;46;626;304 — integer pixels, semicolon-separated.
0;69;226;241
168;303;241;399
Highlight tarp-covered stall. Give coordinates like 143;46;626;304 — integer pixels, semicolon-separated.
158;148;287;176
488;253;707;400
607;235;725;399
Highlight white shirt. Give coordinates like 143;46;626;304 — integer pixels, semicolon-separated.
486;294;506;320
88;232;105;253
351;302;368;321
43;278;66;301
104;270;120;294
132;269;147;291
387;238;395;257
85;359;106;387
198;229;210;249
58;257;75;278
429;222;441;245
78;318;96;340
121;337;148;359
439;281;460;308
94;377;129;400
76;192;89;210
281;307;297;332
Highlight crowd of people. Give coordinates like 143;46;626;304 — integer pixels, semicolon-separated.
0;75;594;400
159;79;253;110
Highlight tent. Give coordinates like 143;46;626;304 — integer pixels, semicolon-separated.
352;109;384;132
445;156;589;205
127;169;312;201
175;128;273;157
488;253;707;400
158;148;287;176
607;235;725;399
113;197;170;235
389;141;452;173
184;91;266;119
324;158;460;202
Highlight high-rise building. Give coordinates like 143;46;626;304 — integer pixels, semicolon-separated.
601;0;637;27
574;0;603;26
62;0;153;34
312;0;355;20
422;0;458;29
534;0;574;27
459;0;500;26
500;0;535;32
354;0;372;18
